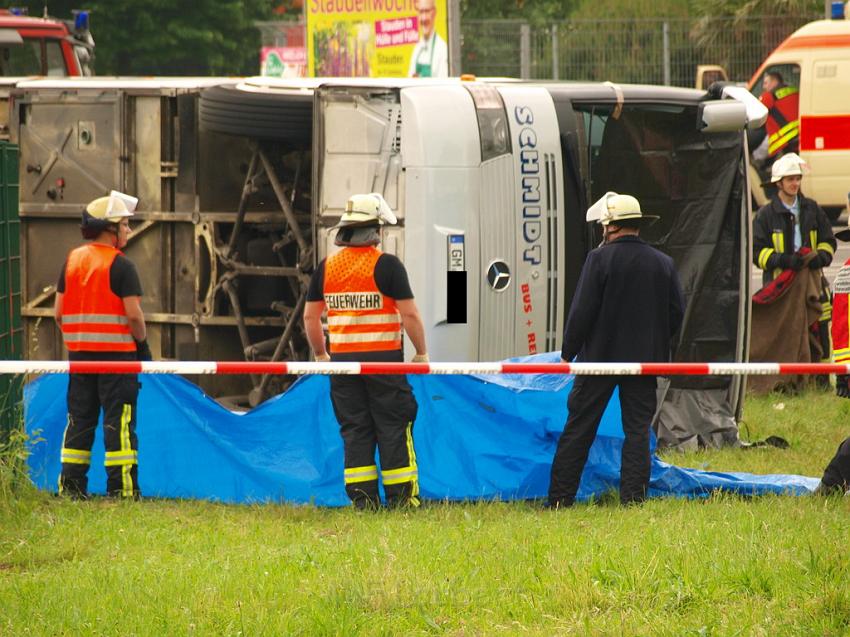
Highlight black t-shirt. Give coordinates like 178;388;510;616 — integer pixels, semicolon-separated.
57;253;143;361
306;252;414;362
57;254;143;298
306;253;414;302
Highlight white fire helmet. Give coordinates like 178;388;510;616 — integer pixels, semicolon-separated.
585;191;659;226
334;193;397;228
770;153;809;183
85;190;138;222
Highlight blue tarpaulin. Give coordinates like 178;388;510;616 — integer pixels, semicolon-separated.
25;353;819;504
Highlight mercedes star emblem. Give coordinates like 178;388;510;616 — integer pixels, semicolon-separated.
487;260;511;292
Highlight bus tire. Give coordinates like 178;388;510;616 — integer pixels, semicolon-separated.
199;84;313;144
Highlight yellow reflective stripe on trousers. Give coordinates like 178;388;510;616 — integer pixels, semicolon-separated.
402;421;420;501
344;464;378;484
758;247;774;270
406;421;420;505
817;242;834;255
120;403;134;497
105;450;138;466
59;416;71;494
60;447;92;464
381;465;419;485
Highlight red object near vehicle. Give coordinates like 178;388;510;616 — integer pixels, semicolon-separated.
0;8;93;77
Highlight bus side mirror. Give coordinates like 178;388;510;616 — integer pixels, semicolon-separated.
697;101;748;133
698;84;769;132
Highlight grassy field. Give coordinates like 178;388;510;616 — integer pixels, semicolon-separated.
1;390;849;636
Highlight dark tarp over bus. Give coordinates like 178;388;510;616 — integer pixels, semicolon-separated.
550;87;748;449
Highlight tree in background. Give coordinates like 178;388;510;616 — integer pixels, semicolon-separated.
561;0;691;84
18;0;825;78
461;0;579;25
18;0;276;75
691;0;821;80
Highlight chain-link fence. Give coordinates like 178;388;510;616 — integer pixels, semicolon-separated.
461;15;820;87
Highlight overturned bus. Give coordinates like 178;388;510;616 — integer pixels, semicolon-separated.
13;76;760;444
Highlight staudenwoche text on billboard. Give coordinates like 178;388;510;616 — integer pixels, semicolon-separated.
310;0;416;13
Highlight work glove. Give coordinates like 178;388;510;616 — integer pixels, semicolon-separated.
314;352;331;362
411;353;429;363
837;375;850;399
134;339;153;362
808;250;832;270
777;253;804;271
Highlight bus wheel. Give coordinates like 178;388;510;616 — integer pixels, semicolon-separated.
199;84;312;145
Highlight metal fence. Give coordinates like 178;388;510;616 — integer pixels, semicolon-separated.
461;15;820;87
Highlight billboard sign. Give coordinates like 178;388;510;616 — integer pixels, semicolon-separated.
307;0;449;78
261;46;308;78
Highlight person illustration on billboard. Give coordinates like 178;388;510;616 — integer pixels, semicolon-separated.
408;0;448;78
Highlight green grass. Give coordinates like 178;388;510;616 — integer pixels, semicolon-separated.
1;390;849;636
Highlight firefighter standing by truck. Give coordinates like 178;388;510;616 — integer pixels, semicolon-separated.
750;71;801;194
760;71;800;160
54;192;151;499
753;154;835;374
303;193;428;509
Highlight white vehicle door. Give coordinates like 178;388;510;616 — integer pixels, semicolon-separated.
313;84;404;262
497;86;566;358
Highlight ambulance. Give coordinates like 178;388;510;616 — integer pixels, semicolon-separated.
747;16;850;218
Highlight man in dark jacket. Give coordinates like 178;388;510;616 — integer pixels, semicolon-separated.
548;193;685;507
753;153;835;367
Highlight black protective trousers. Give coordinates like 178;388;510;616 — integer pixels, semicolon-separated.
330;374;419;508
549;375;657;506
60;372;140;498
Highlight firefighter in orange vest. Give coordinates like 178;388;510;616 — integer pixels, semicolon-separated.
303;193;428;509
760;71;800;159
54;192;151;499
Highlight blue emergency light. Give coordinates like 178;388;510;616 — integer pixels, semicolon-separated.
9;6;28;16
73;9;90;31
832;1;845;19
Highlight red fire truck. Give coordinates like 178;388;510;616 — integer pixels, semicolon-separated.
0;7;93;77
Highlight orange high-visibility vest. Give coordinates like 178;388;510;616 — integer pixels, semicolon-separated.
761;86;800;157
61;244;135;352
324;247;402;354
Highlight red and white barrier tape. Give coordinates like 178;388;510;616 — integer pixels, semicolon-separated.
0;361;848;376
